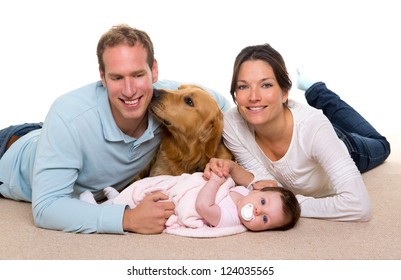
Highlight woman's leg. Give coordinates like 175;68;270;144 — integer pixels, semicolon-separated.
297;68;390;172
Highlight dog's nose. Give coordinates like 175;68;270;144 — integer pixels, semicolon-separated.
153;88;161;99
152;89;167;103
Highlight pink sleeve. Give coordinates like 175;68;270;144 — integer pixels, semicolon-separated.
216;187;248;228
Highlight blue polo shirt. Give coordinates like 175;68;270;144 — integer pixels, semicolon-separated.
0;80;231;234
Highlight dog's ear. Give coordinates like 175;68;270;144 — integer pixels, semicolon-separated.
178;84;189;90
199;110;224;157
178;84;203;91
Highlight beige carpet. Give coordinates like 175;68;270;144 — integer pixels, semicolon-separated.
1;135;400;260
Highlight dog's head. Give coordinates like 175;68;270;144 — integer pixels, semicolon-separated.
150;84;224;145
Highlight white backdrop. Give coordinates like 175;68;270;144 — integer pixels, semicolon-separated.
1;0;400;134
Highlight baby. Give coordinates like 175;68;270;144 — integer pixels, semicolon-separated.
80;172;300;232
196;172;300;231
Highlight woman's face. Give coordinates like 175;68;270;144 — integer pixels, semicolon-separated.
234;60;288;127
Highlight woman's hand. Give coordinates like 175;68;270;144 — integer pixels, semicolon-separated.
204;158;254;187
203;158;236;180
251;180;278;190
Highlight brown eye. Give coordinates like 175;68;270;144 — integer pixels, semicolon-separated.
184;96;194;107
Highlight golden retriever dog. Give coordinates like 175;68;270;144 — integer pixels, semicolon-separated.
139;84;233;178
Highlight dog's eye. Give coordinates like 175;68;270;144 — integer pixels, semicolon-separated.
184;96;194;107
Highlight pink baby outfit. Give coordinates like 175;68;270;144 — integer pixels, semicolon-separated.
216;186;250;228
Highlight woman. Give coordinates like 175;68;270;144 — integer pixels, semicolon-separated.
205;44;390;222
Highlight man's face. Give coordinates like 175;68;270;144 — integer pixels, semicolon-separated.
100;43;158;136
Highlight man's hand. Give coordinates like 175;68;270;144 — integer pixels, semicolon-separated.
122;191;175;234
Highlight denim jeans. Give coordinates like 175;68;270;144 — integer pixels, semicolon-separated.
0;122;43;159
305;82;391;173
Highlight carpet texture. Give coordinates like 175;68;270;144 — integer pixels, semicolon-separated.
1;135;400;260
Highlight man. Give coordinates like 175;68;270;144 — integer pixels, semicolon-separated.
0;24;230;234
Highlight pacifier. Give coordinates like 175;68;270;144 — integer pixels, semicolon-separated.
241;203;255;221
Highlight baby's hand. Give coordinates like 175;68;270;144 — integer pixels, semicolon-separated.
204;158;235;179
209;171;227;186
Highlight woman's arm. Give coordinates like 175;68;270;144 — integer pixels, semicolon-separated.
299;116;372;221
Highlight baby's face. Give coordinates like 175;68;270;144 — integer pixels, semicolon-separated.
237;190;288;231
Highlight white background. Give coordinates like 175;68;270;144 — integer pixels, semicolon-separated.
1;0;400;272
1;0;400;135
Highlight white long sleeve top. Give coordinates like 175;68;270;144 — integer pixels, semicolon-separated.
223;100;371;221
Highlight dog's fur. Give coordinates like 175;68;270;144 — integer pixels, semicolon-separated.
138;84;233;178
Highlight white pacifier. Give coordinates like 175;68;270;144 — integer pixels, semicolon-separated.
241;203;255;221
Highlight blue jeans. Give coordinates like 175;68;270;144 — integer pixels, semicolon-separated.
305;82;391;173
0;122;43;159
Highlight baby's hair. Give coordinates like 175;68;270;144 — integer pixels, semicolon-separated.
260;187;301;231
